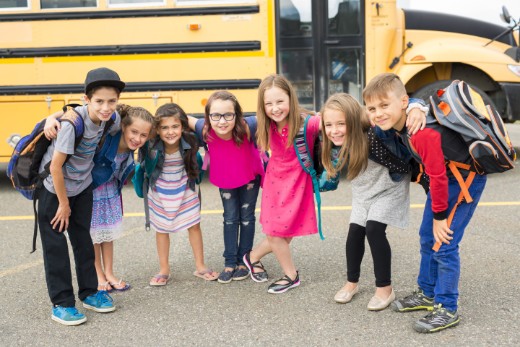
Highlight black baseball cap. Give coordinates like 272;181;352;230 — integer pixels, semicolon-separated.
84;67;126;94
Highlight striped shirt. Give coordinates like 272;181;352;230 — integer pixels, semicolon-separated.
148;150;200;233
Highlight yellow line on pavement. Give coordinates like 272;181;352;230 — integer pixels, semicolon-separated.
0;259;43;278
1;200;519;278
1;201;519;222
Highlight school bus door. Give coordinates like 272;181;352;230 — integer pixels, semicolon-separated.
277;0;365;110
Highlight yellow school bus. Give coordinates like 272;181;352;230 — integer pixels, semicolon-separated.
1;0;519;162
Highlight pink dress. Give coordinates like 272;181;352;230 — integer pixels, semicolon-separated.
259;115;320;237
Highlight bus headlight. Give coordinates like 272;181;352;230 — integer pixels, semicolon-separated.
7;134;21;148
508;64;520;77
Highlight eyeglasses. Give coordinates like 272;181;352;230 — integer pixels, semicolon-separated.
209;112;236;121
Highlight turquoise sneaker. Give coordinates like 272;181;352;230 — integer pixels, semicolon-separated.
51;306;87;326
82;290;116;313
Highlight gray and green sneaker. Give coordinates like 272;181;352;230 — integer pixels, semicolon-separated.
391;288;434;312
413;304;460;333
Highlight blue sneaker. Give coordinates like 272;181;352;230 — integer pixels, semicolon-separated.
82;290;116;313
51;306;87;326
218;268;235;284
232;267;250;281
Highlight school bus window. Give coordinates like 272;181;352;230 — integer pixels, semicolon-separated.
329;48;361;97
176;0;257;6
40;0;97;9
279;0;312;37
328;0;360;35
0;0;29;9
108;0;165;6
279;49;314;108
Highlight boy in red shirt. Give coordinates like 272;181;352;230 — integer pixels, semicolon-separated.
363;73;487;333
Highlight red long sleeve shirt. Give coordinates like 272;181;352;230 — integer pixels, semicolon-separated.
409;128;449;219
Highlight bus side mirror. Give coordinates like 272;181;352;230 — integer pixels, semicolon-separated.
500;6;511;25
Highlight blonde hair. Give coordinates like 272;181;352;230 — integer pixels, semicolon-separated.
255;74;305;151
321;93;371;180
362;73;407;103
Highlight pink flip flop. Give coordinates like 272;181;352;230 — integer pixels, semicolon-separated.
149;274;170;286
193;269;219;281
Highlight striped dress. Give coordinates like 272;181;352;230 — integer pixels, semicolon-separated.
148;150;200;233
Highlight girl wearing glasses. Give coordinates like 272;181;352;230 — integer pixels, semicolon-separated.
189;91;265;284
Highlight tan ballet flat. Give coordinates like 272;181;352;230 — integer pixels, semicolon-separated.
334;285;359;304
367;289;395;311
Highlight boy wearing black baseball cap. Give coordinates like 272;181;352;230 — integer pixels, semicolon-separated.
38;67;125;325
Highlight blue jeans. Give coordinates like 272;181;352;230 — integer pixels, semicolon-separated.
219;176;260;268
417;174;487;311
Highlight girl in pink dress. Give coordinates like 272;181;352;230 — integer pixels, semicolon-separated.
243;74;321;294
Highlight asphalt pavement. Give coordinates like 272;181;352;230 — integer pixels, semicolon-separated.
0;125;519;346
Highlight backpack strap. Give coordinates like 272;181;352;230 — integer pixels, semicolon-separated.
142;143;160;231
294;115;325;240
31;195;39;253
143;174;151;231
245;116;258;146
432;161;476;252
97;112;117;150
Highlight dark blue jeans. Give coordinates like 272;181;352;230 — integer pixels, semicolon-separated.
219;176;260;268
417;174;487;312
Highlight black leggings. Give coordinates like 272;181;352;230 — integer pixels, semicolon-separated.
346;221;391;287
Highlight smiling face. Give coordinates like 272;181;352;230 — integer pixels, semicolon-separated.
208;99;236;140
365;90;408;131
84;87;119;125
120;118;152;152
157;116;182;153
263;86;290;128
323;108;347;146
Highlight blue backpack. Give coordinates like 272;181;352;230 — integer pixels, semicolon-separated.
7;106;85;200
6;105;115;252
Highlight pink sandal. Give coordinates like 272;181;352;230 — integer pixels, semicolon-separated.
149;274;170;286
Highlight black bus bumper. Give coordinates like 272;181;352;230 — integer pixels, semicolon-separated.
500;82;520;121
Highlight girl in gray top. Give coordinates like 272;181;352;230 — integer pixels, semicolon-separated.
321;93;424;311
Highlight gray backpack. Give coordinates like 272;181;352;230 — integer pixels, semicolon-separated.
428;80;516;174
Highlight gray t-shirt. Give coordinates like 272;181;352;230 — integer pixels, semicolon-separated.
39;105;120;197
